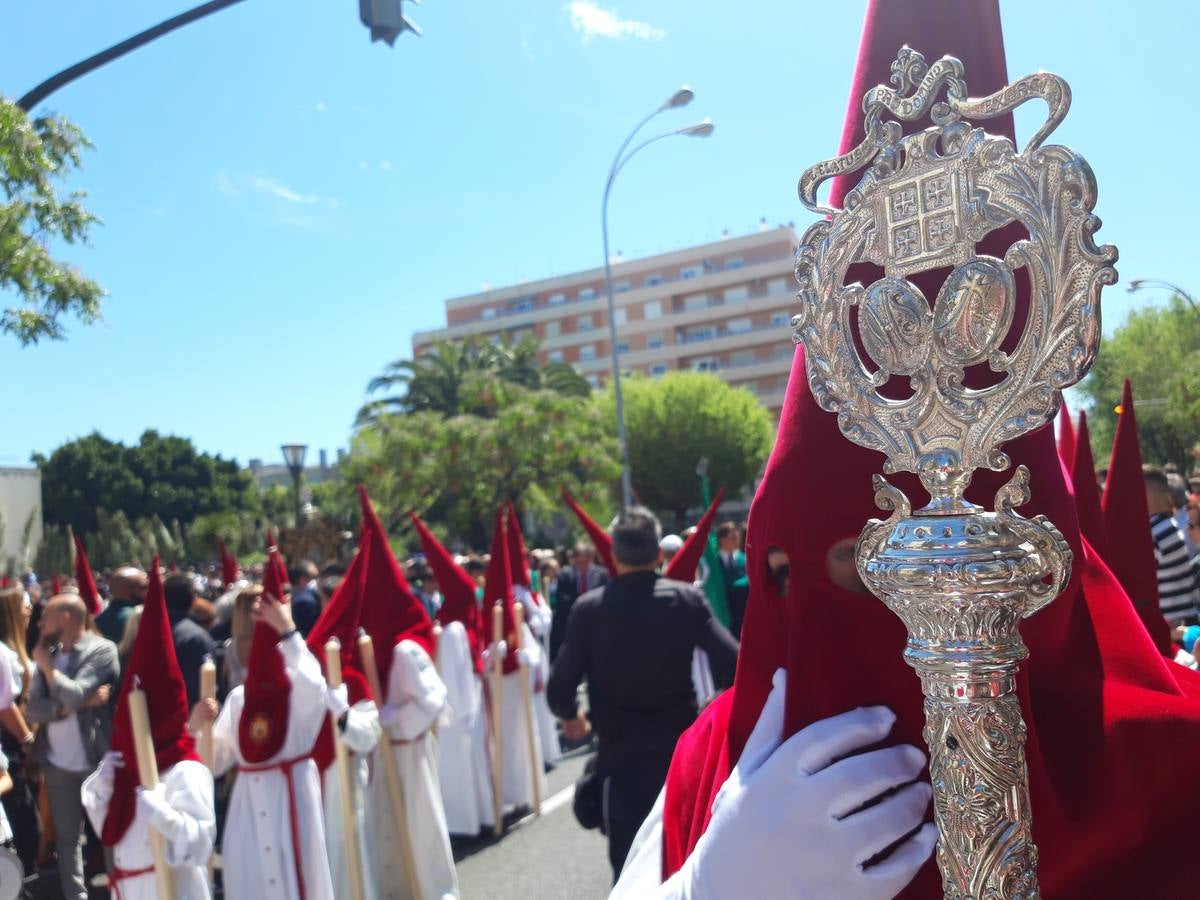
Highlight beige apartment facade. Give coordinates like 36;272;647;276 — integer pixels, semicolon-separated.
411;227;800;417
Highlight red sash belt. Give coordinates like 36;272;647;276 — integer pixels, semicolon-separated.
239;752;313;900
108;863;155;900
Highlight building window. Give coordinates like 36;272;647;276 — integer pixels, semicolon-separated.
730;350;757;367
547;350;564;363
724;286;749;304
685;326;716;343
509;297;535;314
724;257;745;270
548;292;566;305
644;274;663;287
651;363;668;377
767;277;789;295
647;332;665;350
644;300;662;320
728;317;752;335
775;343;793;359
683;293;709;312
680;264;704;280
616;341;630;354
579;287;597;301
544;321;560;339
614;308;627;327
691;357;718;372
577;314;594;332
770;312;791;328
481;307;496;320
614;280;631;293
580;344;597;361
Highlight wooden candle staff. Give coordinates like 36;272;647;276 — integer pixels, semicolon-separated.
198;656;217;886
128;688;177;900
489;602;505;836
357;630;423;900
324;639;367;900
513;604;542;816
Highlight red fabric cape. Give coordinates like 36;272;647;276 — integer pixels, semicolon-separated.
237;547;292;763
483;508;520;676
1071;411;1111;563
306;536;373;775
102;558;201;846
73;536;102;616
1056;403;1076;472
659;2;1200;896
560;488;617;573
355;486;435;690
663;487;726;583
219;538;240;588
409;512;485;674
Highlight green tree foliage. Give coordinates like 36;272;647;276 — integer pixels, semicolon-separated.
345;379;619;548
1078;296;1200;469
1;98;103;344
600;372;775;522
358;334;591;423
34;430;258;535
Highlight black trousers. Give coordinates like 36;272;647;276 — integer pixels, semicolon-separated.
0;733;37;874
599;740;678;881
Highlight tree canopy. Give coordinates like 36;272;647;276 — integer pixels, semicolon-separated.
0;98;103;344
34;430;258;535
357;334;591;423
344;379;619;548
1078;295;1200;469
599;372;775;522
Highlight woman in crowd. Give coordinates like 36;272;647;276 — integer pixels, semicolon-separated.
0;585;37;873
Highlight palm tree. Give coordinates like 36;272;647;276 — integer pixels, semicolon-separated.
357;335;591;425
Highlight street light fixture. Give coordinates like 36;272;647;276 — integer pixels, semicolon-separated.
603;88;714;510
281;444;308;527
1127;278;1199;316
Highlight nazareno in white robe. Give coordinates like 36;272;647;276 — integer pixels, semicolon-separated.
211;632;334;900
435;621;495;836
81;758;216;900
515;591;562;768
320;699;381;900
370;638;459;900
494;622;549;810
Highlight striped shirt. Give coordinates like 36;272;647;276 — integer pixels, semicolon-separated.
1151;512;1200;622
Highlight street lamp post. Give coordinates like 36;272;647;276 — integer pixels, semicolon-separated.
1127;278;1200;316
281;444;308;527
602;88;714;510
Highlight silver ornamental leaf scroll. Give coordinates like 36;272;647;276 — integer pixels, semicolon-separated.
791;48;1116;899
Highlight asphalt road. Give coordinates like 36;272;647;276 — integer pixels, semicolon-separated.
453;741;613;900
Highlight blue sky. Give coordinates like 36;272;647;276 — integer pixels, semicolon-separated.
1;0;1195;468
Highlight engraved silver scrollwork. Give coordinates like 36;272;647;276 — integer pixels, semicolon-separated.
794;47;1116;899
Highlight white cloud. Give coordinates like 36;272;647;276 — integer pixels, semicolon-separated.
379;160;393;172
315;100;327;113
567;1;665;43
213;171;238;197
251;176;321;205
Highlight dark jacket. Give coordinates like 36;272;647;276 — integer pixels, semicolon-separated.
26;632;120;769
170;611;217;707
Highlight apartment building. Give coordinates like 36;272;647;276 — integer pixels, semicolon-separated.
411;227;800;416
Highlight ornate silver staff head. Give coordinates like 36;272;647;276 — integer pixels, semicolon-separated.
791;48;1117;899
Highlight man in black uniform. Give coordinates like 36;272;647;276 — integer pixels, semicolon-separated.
548;506;738;879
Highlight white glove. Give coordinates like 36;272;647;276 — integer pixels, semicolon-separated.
482;640;508;668
515;647;534;669
324;683;350;719
676;669;936;900
95;751;125;787
137;783;185;841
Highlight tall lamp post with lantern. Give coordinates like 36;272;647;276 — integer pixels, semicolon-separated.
281;444;309;528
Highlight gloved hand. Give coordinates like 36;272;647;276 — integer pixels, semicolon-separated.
324;683;350;719
676;669;936;900
137;783;185;841
514;647;534;669
482;640;508;669
95;751;125;787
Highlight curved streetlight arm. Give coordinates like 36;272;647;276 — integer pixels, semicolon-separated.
18;0;249;112
1127;278;1198;314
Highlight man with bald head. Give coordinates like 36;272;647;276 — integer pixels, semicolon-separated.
95;566;147;645
27;594;119;900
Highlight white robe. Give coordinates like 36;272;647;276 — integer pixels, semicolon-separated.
320;699;381;900
494;623;548;810
691;648;717;709
516;596;562;767
435;622;495;836
211;633;333;900
370;639;459;900
81;759;216;900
